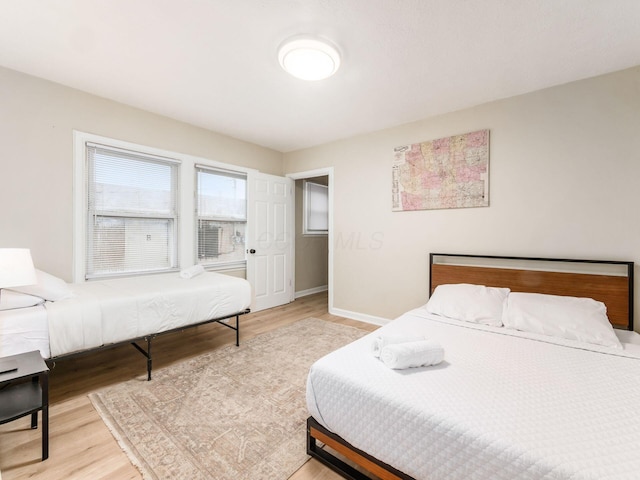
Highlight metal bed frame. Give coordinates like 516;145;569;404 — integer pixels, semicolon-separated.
47;308;250;380
307;417;414;480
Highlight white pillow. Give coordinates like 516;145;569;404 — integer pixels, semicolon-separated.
8;269;73;301
0;290;45;311
615;329;640;346
426;283;510;326
503;292;622;349
615;329;640;355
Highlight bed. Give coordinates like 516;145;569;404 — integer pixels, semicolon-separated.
306;253;639;480
0;269;251;380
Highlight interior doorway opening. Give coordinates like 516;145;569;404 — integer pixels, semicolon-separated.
287;168;333;310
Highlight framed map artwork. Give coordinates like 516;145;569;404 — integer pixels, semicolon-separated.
392;129;489;211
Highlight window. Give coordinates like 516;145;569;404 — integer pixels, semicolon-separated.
303;181;328;235
74;131;255;282
86;143;179;278
195;166;247;267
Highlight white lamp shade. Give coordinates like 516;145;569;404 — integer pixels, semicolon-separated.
0;248;37;289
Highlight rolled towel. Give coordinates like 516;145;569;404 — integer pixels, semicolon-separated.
180;264;205;279
380;340;444;369
370;334;422;358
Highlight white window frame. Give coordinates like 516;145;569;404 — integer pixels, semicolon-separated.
73;131;256;282
85;142;180;279
303;180;329;236
195;165;247;270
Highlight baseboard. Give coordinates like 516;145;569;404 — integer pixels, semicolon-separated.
329;307;390;327
295;285;328;299
294;288;391;327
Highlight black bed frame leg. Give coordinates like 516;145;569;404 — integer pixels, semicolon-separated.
236;314;240;347
146;337;152;381
131;336;153;381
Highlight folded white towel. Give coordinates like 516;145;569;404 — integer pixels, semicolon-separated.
370;334;422;358
180;264;205;279
380;340;444;369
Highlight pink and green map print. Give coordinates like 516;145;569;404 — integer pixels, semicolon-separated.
392;129;489;211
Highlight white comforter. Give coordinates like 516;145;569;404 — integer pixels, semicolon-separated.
306;308;640;480
0;305;49;358
46;272;251;357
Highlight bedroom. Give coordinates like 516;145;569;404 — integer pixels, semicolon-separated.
1;1;640;479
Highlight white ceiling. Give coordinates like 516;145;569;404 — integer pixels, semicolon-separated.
1;1;639;153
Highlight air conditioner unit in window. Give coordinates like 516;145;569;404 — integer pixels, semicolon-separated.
198;221;222;259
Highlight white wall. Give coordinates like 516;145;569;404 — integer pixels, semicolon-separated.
0;66;282;281
2;64;639;330
284;66;640;329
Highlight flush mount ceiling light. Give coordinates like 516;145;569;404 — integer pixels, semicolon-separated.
278;36;341;81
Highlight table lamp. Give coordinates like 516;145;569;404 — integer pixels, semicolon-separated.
0;248;37;302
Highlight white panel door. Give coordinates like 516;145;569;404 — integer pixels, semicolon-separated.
247;172;293;311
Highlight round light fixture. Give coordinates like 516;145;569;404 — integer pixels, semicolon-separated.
278;37;341;81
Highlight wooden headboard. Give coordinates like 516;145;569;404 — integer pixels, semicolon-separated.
429;253;635;330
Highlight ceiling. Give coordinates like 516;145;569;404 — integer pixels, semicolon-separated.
1;1;639;153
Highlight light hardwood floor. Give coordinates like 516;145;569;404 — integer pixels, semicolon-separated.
0;292;378;480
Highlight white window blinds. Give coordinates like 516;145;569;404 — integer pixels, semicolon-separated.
304;181;328;234
195;166;247;267
86;143;179;278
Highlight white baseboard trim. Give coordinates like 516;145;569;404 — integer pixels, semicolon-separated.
295;285;328;299
329;307;390;327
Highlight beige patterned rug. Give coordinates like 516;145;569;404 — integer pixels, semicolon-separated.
89;318;369;480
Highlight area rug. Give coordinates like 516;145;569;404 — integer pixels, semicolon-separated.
89;318;369;480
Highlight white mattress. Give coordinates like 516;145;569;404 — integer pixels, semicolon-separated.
306;308;640;480
45;271;251;357
0;305;50;358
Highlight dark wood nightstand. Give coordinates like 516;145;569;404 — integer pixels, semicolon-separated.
0;350;49;461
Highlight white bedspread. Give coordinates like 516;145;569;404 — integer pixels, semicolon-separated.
306;308;640;480
0;305;49;358
46;271;251;357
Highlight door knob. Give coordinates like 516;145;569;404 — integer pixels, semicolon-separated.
249;249;256;254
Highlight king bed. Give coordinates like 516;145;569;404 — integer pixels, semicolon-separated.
0;269;251;380
306;253;639;480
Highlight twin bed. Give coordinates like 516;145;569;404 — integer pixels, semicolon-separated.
306;253;640;480
0;269;251;379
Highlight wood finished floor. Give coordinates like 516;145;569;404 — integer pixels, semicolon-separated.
0;292;378;480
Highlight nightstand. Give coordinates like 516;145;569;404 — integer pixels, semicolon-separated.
0;351;49;461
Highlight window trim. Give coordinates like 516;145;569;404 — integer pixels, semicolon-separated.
73;131;257;282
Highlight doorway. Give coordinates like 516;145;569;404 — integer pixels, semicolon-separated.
287;168;333;309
